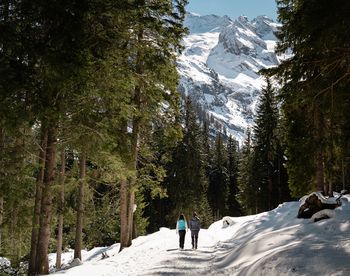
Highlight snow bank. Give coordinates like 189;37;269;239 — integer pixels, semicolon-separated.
52;195;350;275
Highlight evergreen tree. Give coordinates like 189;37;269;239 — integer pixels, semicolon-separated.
166;97;212;226
269;0;350;197
208;133;229;219
116;0;188;251
252;78;279;211
227;135;242;216
237;128;257;215
0;127;35;266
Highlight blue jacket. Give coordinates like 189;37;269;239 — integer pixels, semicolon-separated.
177;219;187;231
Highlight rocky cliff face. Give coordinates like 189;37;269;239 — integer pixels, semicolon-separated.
177;13;281;141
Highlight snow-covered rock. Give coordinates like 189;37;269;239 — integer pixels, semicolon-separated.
311;209;335;222
222;216;235;228
69;258;83;268
178;13;282;141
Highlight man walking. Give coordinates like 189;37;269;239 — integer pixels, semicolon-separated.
189;212;201;250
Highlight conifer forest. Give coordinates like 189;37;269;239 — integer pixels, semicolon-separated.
0;0;349;274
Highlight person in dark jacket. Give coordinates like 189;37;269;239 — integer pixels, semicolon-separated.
176;214;188;249
189;212;201;249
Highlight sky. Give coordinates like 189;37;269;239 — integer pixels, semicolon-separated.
186;0;278;21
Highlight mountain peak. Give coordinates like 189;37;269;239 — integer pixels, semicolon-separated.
178;14;281;141
237;15;249;23
252;16;279;39
184;13;232;33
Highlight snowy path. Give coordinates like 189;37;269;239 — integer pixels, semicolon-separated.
144;247;216;275
52;197;350;276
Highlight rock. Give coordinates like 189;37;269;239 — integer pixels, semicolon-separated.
69;258;83;268
222;216;234;228
298;193;340;219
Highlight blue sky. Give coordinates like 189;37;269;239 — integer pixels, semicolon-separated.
186;0;278;21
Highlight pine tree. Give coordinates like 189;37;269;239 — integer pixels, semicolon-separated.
117;0;188;251
237;128;257;215
0;0;189;269
268;0;350;197
56;148;66;269
227;135;241;216
166;97;212;225
208;133;229;219
252;78;279;211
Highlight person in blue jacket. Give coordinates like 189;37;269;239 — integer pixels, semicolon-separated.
176;214;188;249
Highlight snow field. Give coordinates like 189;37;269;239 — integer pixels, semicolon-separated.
52;195;350;275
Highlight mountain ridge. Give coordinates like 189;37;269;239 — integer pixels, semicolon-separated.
178;13;281;141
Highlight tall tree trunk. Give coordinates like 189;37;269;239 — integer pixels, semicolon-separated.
268;177;273;210
36;125;57;275
56;148;66;269
74;153;86;260
127;178;136;245
125;85;141;247
316;152;325;192
10;205;19;267
0;196;3;253
119;178;131;251
119;29;143;251
119;99;140;250
328;179;333;197
0;127;4;253
315;110;325;192
28;127;48;275
277;152;282;204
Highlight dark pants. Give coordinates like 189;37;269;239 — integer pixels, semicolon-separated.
191;230;199;249
178;230;186;249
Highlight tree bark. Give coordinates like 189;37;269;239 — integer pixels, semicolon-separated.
36;125;57;275
0;127;4;253
10;204;19;267
119;178;131;251
316;151;325;192
120;85;141;250
328;179;333;197
56;148;66;269
74;153;86;261
119;27;143;251
28;127;47;275
315;110;325;193
0;196;3;253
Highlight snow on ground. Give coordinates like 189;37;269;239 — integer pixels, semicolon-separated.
52;195;350;276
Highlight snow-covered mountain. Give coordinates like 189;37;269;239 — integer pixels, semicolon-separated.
178;13;282;141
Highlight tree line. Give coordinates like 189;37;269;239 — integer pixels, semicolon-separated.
0;0;188;274
146;90;291;230
266;0;350;197
1;0;350;274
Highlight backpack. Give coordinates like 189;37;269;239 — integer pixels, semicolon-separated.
178;219;186;230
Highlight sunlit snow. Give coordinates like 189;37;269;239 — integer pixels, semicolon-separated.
51;195;350;275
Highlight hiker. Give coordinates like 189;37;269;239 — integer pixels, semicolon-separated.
189;212;201;250
176;214;188;249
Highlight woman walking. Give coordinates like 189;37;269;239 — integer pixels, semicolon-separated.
176;214;188;249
